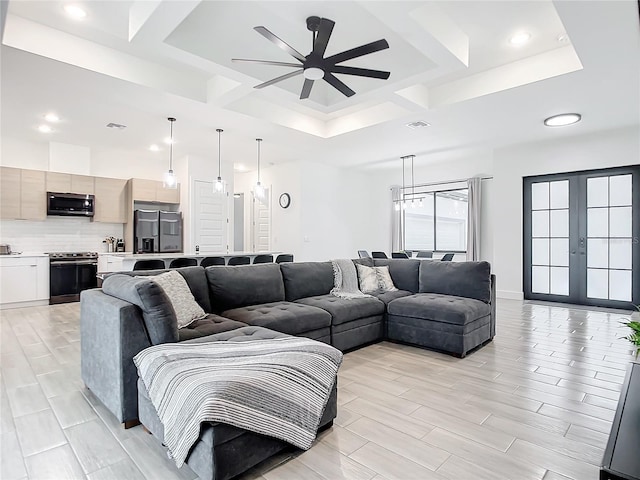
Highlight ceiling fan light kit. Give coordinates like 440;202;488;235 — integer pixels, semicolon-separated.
232;16;390;99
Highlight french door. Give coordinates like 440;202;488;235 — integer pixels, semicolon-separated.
524;166;639;309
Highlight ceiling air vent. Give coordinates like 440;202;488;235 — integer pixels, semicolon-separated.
406;121;431;129
106;123;127;129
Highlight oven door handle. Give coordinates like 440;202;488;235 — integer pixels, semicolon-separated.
50;260;98;266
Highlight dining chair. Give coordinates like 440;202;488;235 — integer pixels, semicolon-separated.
357;250;371;258
371;251;388;259
416;250;433;259
200;257;225;267
169;258;197;268
228;256;251;266
440;253;455;261
275;254;294;263
253;254;274;264
392;252;409;259
133;259;166;270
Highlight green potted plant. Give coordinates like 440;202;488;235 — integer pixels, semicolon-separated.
621;305;640;358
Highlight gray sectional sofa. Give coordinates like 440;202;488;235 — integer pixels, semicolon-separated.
81;257;495;429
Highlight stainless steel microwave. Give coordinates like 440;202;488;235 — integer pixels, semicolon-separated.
47;192;95;217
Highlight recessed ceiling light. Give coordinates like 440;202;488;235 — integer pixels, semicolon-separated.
509;32;531;46
38;124;52;133
149;144;160;152
64;4;87;19
164;137;174;145
557;34;569;43
544;113;582;127
44;113;59;122
406;121;431;129
234;163;247;172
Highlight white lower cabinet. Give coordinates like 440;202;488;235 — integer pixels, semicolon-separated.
0;256;49;308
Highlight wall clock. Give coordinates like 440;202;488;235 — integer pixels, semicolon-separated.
279;193;291;209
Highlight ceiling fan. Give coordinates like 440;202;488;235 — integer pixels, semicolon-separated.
232;16;390;99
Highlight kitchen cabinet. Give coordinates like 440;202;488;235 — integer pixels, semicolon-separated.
0;256;49;308
0;167;21;219
130;178;180;204
70;175;95;194
46;172;72;192
94;177;127;223
156;182;180;204
98;254;124;273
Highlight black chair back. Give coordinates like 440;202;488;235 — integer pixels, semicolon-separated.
392;252;409;259
200;256;225;268
416;250;433;258
440;253;455;261
253;254;274;264
357;250;371;258
132;259;166;271
228;256;250;266
169;258;197;268
275;254;294;263
371;251;388;259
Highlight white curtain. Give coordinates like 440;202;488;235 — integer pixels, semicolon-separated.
466;177;482;261
391;186;404;252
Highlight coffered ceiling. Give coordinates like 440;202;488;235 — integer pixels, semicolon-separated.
1;1;638;170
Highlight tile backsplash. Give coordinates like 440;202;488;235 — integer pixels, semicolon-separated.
0;218;124;253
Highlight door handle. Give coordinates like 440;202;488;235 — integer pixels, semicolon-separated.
579;237;585;248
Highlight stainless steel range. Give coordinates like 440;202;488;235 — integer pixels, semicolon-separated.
47;252;98;304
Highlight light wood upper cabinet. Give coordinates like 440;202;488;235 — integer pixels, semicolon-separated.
155;183;180;204
1;167;21;219
46;172;72;193
130;179;157;202
94;177;127;223
70;175;95;195
20;170;46;220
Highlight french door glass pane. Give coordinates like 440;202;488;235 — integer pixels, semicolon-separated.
531;182;549;210
587;269;608;299
587;239;608;268
610;207;632;237
610;270;632;301
550;181;569;209
610;239;633;270
609;175;632;206
532;238;549;265
532;211;549;237
550;210;569;237
587;208;608;237
587;177;608;207
550;239;569;266
532;266;549;293
550;267;569;295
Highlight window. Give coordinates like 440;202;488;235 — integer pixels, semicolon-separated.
404;188;468;252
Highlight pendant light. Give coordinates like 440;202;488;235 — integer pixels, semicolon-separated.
402;156;408;209
410;155;418;208
214;128;225;194
163;117;177;189
254;138;264;199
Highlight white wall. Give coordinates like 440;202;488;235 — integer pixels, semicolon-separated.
49;142;90;174
1;137;49;170
492;125;640;299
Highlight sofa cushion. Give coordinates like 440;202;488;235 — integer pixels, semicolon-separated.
296;295;385;326
373;259;420;293
419;261;491;303
112;266;212;313
353;257;374;268
102;274;178;344
372;289;413;305
388;293;491;325
206;264;285;312
279;262;334;301
221;302;331;336
178;314;247;341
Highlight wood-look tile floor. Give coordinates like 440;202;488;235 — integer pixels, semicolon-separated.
1;299;638;480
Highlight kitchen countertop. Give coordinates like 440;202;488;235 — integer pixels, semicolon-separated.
100;251;282;260
0;252;50;258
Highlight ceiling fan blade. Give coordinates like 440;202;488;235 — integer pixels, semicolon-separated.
325;39;389;65
300;79;314;99
232;59;302;67
254;69;303;89
330;65;390;79
324;73;355;97
313;18;335;57
254;26;306;62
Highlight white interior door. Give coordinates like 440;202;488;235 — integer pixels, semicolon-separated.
193;180;228;253
251;188;271;252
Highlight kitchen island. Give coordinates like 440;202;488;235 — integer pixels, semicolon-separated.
98;251;283;272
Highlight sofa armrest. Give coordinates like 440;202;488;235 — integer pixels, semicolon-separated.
490;274;496;338
80;289;151;423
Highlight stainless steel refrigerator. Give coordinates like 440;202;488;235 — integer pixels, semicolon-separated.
159;211;182;253
134;210;183;253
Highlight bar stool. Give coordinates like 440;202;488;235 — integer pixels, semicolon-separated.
253;254;274;264
440;253;455;261
416;250;433;258
133;259;165;271
275;254;294;263
169;258;197;268
392;252;409;259
357;250;371;258
371;251;388;259
200;257;226;268
228;256;251;266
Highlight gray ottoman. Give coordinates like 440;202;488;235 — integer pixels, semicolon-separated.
137;326;337;480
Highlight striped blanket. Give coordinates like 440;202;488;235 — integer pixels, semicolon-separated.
133;337;343;467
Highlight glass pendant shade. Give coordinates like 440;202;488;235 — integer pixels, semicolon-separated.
214;128;226;195
164;117;178;189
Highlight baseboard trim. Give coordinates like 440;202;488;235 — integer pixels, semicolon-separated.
497;290;524;300
0;299;49;310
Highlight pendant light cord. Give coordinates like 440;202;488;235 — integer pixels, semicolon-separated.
168;117;176;171
411;155;415;198
216;129;223;176
402;156;405;201
256;138;262;183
